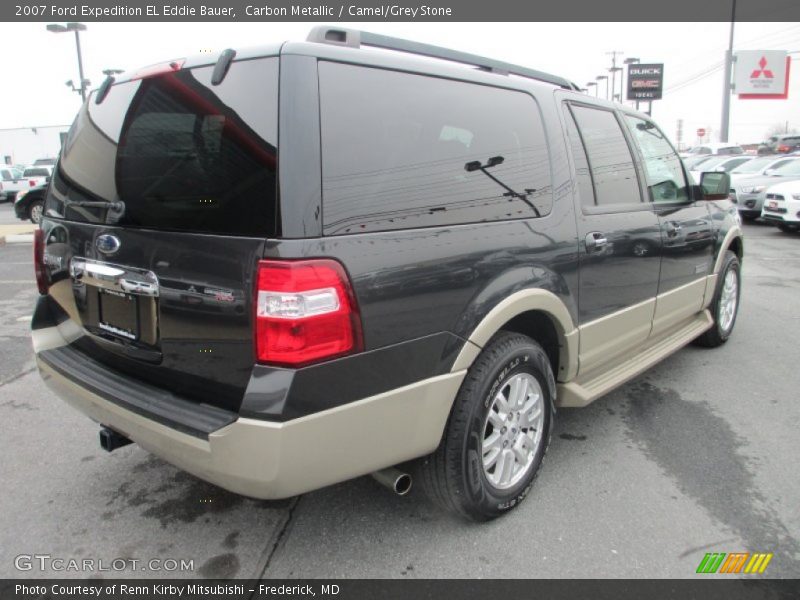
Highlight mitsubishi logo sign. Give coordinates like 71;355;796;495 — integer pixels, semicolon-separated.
750;56;774;79
735;50;789;98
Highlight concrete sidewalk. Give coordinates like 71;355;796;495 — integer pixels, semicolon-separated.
0;223;36;245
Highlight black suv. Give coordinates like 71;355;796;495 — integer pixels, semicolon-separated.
32;28;743;521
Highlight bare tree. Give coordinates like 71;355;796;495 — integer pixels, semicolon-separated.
764;122;798;138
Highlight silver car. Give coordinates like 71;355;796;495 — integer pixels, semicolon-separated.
730;159;800;219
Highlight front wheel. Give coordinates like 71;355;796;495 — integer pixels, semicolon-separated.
415;332;554;521
695;250;741;347
28;201;44;224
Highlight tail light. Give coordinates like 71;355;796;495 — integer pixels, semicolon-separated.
29;180;36;187
34;229;48;295
778;145;790;153
255;259;363;366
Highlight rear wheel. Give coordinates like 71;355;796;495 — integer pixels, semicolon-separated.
777;223;799;233
415;332;554;521
695;250;740;347
29;201;44;225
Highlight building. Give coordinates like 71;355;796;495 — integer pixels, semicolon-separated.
0;125;70;166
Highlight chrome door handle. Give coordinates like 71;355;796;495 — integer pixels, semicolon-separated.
585;232;608;251
665;222;682;235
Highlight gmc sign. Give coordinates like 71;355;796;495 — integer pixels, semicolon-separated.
627;63;664;100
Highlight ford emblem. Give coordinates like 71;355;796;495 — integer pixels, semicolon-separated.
96;234;121;255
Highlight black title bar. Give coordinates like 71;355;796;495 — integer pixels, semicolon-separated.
4;0;800;21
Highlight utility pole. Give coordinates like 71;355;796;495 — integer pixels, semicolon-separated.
607;50;623;103
720;0;737;143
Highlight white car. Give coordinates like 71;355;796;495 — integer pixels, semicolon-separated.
680;143;745;158
0;166;27;202
21;165;52;188
760;180;800;233
689;155;753;184
729;156;799;185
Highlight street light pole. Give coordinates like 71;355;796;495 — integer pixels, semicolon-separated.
597;75;609;100
47;22;89;102
720;0;737;143
73;28;86;101
624;57;640;109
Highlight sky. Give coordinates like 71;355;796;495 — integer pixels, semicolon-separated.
0;21;798;146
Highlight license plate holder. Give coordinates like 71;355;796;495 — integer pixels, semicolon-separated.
98;289;139;341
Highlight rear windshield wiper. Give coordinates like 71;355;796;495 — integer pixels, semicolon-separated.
63;199;125;212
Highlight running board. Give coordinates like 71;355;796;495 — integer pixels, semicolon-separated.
557;310;713;408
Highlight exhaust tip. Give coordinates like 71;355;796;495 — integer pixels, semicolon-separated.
371;467;412;496
393;473;412;496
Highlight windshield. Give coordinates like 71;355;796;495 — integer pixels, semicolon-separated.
48;57;279;236
773;159;800;176
732;157;775;173
695;156;727;170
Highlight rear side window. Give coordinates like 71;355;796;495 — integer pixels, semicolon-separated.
568;105;641;207
51;57;279;237
318;62;552;235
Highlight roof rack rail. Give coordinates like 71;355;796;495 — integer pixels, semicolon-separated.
306;26;581;91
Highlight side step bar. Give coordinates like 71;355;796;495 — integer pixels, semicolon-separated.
558;311;714;407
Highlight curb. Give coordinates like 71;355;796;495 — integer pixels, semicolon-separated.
0;233;35;245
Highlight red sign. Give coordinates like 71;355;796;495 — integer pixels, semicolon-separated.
697;128;706;137
740;57;791;100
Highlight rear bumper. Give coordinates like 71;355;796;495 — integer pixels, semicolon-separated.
34;320;464;500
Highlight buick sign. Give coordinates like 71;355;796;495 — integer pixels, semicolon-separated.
96;234;121;255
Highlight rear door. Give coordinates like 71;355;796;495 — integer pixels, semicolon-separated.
562;102;662;374
41;56;279;412
622;113;714;336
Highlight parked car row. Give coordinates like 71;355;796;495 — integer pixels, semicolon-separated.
0;161;54;203
729;158;800;221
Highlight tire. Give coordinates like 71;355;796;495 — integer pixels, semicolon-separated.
695;250;741;348
740;214;758;222
777;223;799;233
28;201;43;225
414;331;555;521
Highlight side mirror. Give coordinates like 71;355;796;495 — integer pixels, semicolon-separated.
764;169;775;176
700;172;731;200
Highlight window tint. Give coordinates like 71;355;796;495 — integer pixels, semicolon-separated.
318;63;552;235
1;170;11;181
731;157;774;173
569;105;640;206
720;158;750;172
625;115;688;203
51;57;279;237
562;106;595;206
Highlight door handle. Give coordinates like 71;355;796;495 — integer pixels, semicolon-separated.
665;222;682;236
585;232;608;251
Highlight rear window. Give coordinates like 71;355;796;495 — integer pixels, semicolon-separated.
24;168;49;177
49;57;279;236
318;62;553;235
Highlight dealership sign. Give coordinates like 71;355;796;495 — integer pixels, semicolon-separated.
734;50;789;98
627;64;664;101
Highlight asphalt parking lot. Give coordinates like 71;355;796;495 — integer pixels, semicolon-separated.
0;201;798;580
